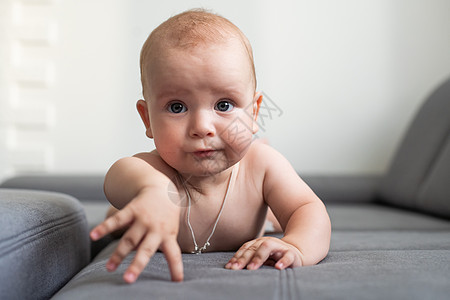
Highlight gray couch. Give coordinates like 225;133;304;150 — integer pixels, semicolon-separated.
1;76;449;300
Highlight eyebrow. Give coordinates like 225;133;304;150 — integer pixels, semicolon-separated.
212;84;249;98
154;88;191;100
154;85;246;100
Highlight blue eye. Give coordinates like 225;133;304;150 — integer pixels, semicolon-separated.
215;100;234;112
168;102;187;113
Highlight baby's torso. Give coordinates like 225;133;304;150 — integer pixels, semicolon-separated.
176;158;268;253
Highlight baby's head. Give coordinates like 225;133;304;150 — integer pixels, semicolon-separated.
137;9;262;176
140;9;256;101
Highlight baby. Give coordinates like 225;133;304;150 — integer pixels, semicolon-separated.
90;9;331;283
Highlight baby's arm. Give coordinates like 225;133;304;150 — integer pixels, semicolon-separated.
90;154;183;283
226;144;331;270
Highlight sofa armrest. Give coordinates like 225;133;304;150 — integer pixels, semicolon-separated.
301;175;382;204
0;189;90;300
0;174;107;202
0;174;110;228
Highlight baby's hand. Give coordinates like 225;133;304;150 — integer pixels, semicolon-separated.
90;187;183;283
225;237;303;270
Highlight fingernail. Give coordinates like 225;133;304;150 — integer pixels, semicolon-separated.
232;262;240;270
106;262;116;271
124;272;136;283
225;263;231;269
277;262;284;269
90;231;99;240
247;263;255;270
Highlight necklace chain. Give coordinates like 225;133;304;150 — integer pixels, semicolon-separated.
181;166;235;254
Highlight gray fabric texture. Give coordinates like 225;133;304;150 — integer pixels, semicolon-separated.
81;202;109;229
379;77;450;218
0;175;112;254
0;175;107;202
326;203;450;230
53;228;450;300
302;175;381;203
81;202;114;258
416;136;450;215
0;189;90;300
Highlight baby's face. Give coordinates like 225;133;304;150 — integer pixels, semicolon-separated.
141;39;259;176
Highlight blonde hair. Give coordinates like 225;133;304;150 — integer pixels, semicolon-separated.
140;9;256;100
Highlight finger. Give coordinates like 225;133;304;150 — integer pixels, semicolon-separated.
233;241;267;270
90;208;133;241
275;251;296;270
262;251;283;267
246;241;275;270
263;258;276;267
161;238;184;282
123;233;161;283
270;251;284;262
226;240;258;269
232;242;253;259
106;223;147;272
226;245;257;270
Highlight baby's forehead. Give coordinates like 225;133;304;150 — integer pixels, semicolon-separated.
147;41;254;87
145;26;247;59
143;38;255;83
149;37;247;64
140;10;257;97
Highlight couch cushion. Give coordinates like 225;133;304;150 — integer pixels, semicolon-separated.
416;137;450;216
326;203;450;231
378;77;450;218
81;202;109;229
53;233;450;300
0;175;107;202
0;189;90;300
330;230;450;251
53;204;450;299
302;175;381;204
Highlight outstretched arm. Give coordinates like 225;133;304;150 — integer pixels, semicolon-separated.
90;154;184;283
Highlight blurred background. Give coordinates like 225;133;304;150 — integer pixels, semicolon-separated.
0;0;449;182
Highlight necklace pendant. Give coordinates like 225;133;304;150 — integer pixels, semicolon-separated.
192;246;202;255
198;242;210;253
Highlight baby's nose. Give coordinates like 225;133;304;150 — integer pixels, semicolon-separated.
189;110;216;138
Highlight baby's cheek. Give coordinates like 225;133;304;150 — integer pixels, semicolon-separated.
220;118;254;157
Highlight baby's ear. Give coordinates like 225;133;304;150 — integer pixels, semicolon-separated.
252;92;263;134
136;99;153;139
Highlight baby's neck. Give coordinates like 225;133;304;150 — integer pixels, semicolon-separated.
178;165;236;197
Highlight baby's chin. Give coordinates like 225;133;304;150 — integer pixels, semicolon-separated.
178;165;233;177
171;159;238;178
160;151;240;177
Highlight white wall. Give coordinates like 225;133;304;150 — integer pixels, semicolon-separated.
1;0;450;182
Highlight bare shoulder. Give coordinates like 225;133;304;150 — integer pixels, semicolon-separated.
239;141;298;192
133;150;165;167
132;150;178;180
244;140;292;173
245;140;316;204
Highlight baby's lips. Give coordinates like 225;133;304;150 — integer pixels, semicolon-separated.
192;149;217;158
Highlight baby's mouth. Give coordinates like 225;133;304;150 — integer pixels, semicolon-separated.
192;149;217;159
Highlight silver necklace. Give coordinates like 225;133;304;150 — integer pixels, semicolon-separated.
180;166;235;254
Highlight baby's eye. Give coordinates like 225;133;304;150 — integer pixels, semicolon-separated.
215;100;234;112
167;102;187;114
